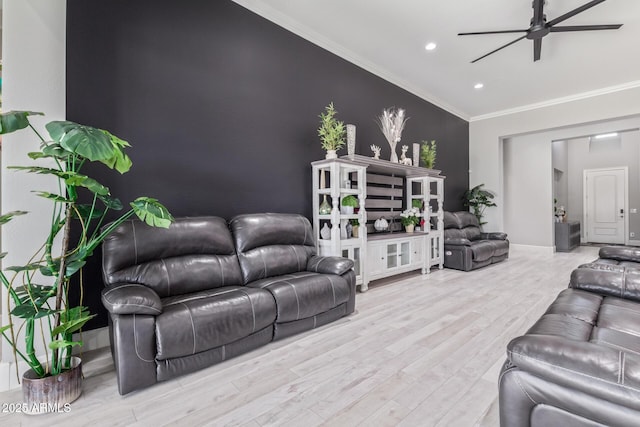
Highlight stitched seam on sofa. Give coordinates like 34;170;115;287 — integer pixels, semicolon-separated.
299;215;310;246
163;288;238;307
260;249;268;279
326;275;336;306
237;289;256;333
132;221;138;265
281;280;300;320
133;314;154;363
547;302;599;317
593;338;640;356
116;303;161;314
600;303;640;316
291;245;302;271
179;302;197;355
217;256;225;285
509;350;638;391
513;371;538;405
161;259;171;296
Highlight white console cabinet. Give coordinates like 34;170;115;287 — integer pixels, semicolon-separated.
312;156;445;292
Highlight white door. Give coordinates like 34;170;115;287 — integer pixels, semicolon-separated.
584;168;626;244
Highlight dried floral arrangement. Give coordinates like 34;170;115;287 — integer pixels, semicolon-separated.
377;107;408;162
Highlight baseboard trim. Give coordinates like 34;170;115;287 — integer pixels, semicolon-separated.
0;327;110;391
510;244;556;256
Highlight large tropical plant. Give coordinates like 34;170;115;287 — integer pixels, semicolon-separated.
462;183;497;226
0;110;173;379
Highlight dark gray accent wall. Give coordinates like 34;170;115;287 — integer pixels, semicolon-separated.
67;0;469;328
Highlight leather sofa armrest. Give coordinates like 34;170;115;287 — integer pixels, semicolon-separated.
599;246;640;263
101;283;163;315
307;255;354;276
480;232;507;240
508;335;640;411
444;238;472;246
570;263;640;302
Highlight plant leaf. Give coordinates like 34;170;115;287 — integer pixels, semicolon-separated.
131;197;174;228
32;191;72;203
5;263;44;273
0;210;28;225
48;339;82;350
11;304;56;320
46;121;116;162
0;324;12;334
65;259;86;277
0;111;44;134
0;252;7;259
64;174;110;196
99;130;133;174
97;194;123;210
8;165;68;178
72;204;105;220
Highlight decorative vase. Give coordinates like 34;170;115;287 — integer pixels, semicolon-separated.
341;206;354;215
345;222;353;238
405;224;415;233
346;124;356;158
390;149;398;163
22;356;82;414
352;225;359;238
325;150;337;159
319;196;331;215
320;223;331;240
413;143;420;167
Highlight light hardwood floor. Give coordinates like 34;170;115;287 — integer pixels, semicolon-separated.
0;246;600;426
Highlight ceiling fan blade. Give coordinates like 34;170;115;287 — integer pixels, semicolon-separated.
533;0;545;25
534;38;542;61
458;30;528;36
550;24;623;32
547;0;606;27
470;35;527;63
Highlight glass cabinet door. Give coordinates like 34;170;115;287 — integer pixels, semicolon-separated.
386;244;398;269
399;242;411;266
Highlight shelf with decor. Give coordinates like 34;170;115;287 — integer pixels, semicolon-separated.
311;158;369;288
406;174;445;272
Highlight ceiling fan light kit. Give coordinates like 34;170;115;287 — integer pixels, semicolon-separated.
458;0;622;63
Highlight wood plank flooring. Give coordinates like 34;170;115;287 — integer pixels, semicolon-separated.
0;246;600;426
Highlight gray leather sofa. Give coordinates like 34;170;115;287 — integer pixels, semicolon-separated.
443;211;509;271
500;246;640;426
101;213;355;395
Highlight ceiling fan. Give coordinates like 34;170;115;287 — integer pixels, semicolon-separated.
458;0;622;63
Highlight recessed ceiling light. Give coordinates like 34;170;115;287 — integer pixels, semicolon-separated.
474;83;484;89
425;42;437;51
594;132;619;139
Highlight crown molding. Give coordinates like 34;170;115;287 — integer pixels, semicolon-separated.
231;0;470;121
470;80;640;122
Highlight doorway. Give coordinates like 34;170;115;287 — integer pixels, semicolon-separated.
583;167;628;244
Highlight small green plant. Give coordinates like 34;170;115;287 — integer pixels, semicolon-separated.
412;199;423;209
349;218;360;226
420;140;436;169
463;183;497;226
318;102;346;151
341;195;358;207
400;208;420;226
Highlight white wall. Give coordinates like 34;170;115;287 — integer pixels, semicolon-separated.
567;129;640;241
0;0;66;388
470;86;640;242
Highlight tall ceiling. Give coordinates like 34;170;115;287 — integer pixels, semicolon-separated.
232;0;640;121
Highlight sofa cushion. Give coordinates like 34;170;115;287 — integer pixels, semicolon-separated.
491;239;510;257
230;213;316;284
247;272;351;323
471;240;496;262
102;217;244;297
155;286;276;360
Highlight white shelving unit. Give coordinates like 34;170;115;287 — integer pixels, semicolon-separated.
311;159;368;287
312;156;445;292
406;175;445;272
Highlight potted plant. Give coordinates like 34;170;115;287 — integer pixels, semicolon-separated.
412;199;423;210
317;102;346;159
0;111;173;412
420;140;436;169
400;207;420;233
349;218;360;238
463;183;497;226
340;195;358;215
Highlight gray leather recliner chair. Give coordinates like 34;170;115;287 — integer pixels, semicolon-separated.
101;213;355;395
443;211;509;271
